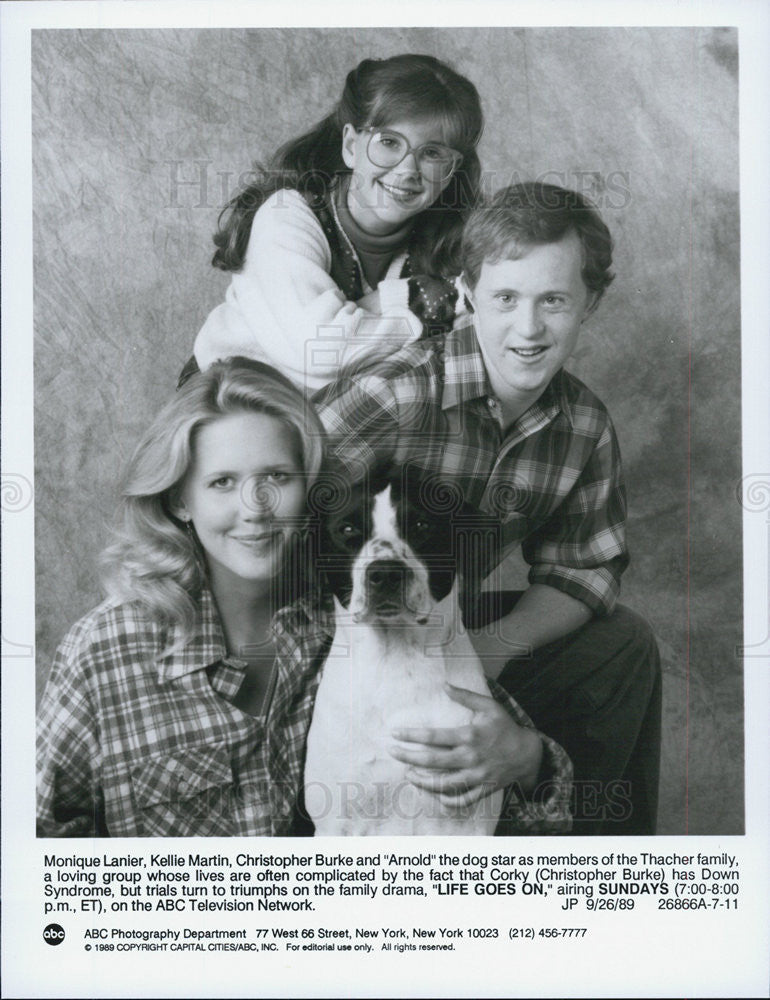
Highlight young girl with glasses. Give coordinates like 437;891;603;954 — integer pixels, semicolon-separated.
191;54;483;390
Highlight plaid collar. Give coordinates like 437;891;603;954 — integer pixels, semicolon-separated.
155;587;226;684
270;588;336;647
440;319;576;428
154;586;335;686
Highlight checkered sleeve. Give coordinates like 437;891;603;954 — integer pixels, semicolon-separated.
487;678;573;835
524;409;628;616
314;373;402;483
37;625;104;837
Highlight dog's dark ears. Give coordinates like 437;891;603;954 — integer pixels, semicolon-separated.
394;463;503;600
307;460;392;520
393;465;465;515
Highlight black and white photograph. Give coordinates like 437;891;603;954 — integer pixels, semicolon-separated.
2;1;769;997
30;22;742;838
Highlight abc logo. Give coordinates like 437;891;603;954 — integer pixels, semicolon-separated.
43;923;65;946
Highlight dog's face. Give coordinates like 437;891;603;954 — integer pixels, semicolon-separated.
315;475;462;624
349;485;435;624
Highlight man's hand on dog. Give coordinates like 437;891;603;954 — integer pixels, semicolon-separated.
389;683;544;808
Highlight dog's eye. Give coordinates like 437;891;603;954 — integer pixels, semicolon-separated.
408;518;432;538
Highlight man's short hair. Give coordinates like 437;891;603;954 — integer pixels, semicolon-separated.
461;182;615;299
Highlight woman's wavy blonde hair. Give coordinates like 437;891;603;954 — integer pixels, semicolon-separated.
101;357;326;640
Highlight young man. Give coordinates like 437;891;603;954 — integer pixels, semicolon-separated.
314;182;661;834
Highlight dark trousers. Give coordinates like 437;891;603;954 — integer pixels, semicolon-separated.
470;593;662;835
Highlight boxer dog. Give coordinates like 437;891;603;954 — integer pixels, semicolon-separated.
304;473;503;835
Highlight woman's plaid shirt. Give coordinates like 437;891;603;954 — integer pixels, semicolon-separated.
37;586;572;837
315;322;629;617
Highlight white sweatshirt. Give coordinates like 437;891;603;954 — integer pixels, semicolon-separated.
194;189;424;391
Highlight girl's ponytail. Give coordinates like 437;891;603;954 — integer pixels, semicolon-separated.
212;112;345;272
408;153;482;277
211;173;272;272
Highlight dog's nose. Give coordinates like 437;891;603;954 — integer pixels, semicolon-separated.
365;559;411;596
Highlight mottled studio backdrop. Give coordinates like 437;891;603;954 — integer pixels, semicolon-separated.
32;27;742;834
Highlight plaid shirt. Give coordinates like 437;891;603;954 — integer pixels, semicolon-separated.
36;587;329;838
37;585;571;837
315;321;629;616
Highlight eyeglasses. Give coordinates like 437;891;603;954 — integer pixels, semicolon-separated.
361;127;463;181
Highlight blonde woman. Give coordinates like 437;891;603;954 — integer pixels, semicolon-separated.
37;358;328;837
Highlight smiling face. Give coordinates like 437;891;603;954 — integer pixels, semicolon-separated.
341;118;455;235
174;411;306;599
465;231;598;418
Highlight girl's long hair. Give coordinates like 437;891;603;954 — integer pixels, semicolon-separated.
100;358;326;643
212;54;483;278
